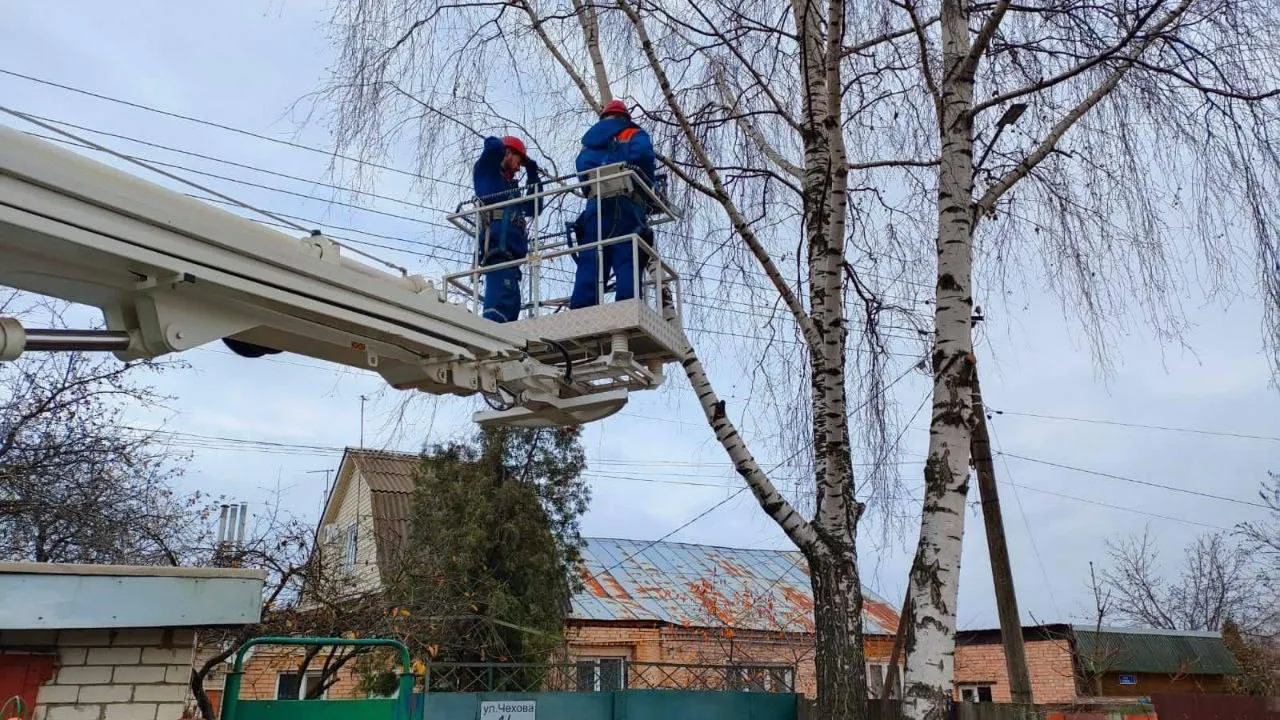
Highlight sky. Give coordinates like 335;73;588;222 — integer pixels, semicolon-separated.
1;0;1276;631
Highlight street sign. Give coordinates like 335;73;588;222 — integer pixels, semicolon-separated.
479;700;536;720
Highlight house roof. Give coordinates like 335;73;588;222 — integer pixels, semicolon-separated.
348;449;418;574
1072;626;1240;676
333;450;900;635
0;563;265;630
571;537;900;635
955;624;1073;645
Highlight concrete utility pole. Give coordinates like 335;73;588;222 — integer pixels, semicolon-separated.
971;374;1035;710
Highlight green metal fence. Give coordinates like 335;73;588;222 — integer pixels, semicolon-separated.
219;638;799;720
416;690;798;720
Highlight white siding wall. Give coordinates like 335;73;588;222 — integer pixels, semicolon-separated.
324;471;382;593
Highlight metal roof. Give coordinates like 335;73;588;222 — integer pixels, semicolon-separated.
0;563;265;629
352;450;419;493
336;450;899;635
572;538;899;634
1072;626;1240;676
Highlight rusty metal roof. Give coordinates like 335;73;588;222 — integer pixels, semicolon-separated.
572;538;899;634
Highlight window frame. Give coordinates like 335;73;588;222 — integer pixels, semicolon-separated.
573;656;628;692
343;521;359;569
276;671;326;700
958;683;994;703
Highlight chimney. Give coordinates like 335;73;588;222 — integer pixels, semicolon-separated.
217;504;230;544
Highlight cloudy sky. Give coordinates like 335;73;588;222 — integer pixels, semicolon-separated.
1;1;1275;630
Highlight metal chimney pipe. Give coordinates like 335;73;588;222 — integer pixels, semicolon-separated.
236;503;249;545
217;504;229;544
225;504;238;544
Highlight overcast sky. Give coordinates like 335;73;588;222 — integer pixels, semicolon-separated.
1;1;1275;631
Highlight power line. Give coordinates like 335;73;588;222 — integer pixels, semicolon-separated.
1002;480;1230;531
990;407;1280;443
0;67;470;189
16;107;933;324
987;419;1062;616
2;73;934;301
998;452;1272;510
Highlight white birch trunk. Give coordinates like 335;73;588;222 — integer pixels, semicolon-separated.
902;0;979;717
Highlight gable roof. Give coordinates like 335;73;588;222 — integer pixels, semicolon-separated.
572;537;900;635
1072;626;1240;676
321;448;418;575
332;450;899;635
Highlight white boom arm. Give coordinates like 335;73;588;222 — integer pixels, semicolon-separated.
0;124;625;426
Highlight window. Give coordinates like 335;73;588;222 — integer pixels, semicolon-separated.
958;684;994;702
867;663;903;699
276;672;325;700
574;658;626;691
728;665;794;692
343;522;358;569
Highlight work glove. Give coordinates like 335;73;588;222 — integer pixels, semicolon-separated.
523;158;540;174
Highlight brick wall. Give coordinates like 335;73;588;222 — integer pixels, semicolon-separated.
234;646;362;701
953;638;1079;703
232;622;897;701
0;628;195;720
566;622;896;698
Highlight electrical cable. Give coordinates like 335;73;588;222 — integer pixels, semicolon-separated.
998;452;1271;510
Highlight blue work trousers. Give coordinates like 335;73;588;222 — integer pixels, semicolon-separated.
479;221;526;323
481;256;522;323
569;198;646;309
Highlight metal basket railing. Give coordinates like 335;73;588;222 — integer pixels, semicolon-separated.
443;163;681;323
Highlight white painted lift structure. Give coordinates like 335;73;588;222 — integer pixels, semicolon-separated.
0;119;685;427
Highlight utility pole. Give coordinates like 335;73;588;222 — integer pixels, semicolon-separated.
971;373;1035;711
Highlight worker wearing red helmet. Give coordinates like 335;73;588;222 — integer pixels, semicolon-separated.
569;100;658;309
472;134;541;322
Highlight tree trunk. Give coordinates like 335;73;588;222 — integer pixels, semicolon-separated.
809;545;869;720
190;668;216;720
902;0;979;717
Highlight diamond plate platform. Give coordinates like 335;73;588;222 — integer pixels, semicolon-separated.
511;299;684;365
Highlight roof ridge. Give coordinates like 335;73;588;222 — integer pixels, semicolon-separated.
1072;624;1224;639
347;447;420;459
583;536;802;554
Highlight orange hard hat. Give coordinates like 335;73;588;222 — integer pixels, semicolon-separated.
501;135;527;158
600;100;629;118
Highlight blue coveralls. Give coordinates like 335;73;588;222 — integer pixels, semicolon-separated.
473;136;541;322
568;118;658;309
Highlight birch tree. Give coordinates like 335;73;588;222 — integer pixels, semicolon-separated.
900;2;1280;717
317;0;1280;717
320;2;933;717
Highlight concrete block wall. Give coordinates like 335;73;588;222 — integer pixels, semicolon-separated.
0;628;195;720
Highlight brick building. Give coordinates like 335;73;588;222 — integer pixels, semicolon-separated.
0;562;263;720
223;449;1241;706
953;624;1240;703
225;449;902;701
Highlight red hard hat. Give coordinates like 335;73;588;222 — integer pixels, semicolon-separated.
501;135;526;158
600;100;630;118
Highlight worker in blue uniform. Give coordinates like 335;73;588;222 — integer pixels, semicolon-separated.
569;100;658;309
473;135;541;322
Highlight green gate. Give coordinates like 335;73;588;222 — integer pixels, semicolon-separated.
220;637;415;720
